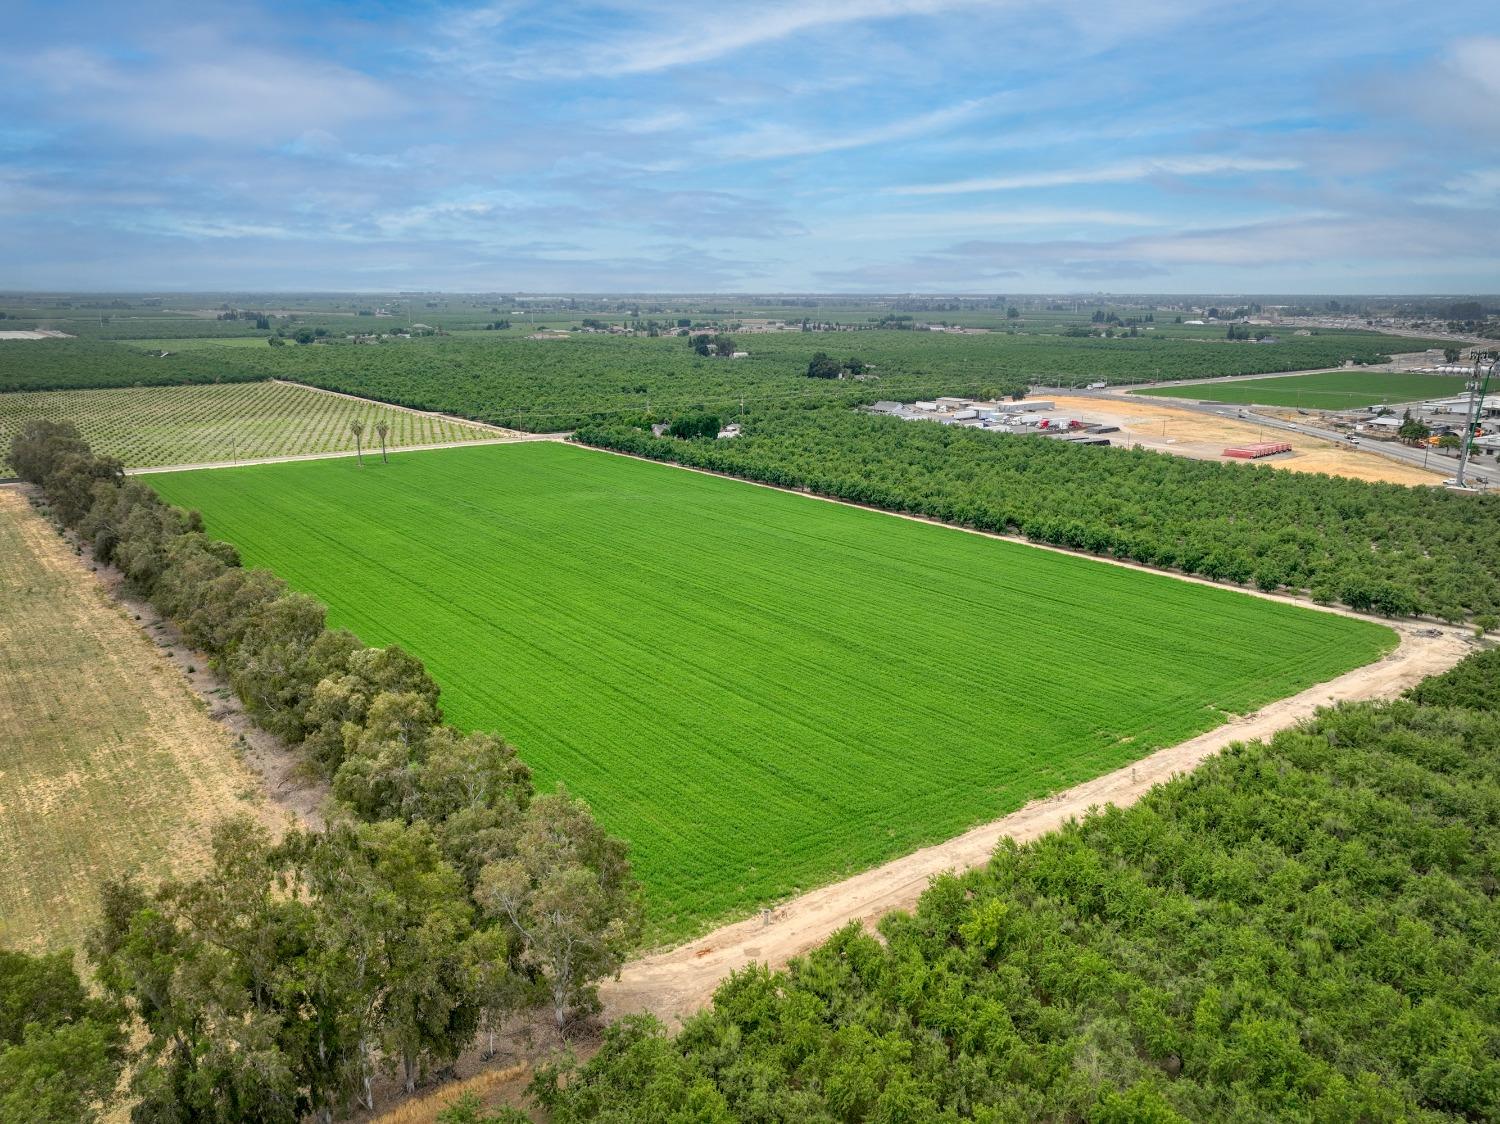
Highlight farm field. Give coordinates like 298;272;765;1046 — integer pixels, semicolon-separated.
0;328;1444;426
0;381;502;473
1134;369;1468;409
0;489;286;951
149;442;1396;943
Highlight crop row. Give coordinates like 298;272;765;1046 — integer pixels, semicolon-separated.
0;381;493;472
149;441;1393;942
1134;369;1469;409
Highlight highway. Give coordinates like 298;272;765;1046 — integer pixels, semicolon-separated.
1036;383;1500;489
1194;403;1500;488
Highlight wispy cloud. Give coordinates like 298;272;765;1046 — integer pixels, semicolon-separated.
22;38;398;142
721;93;1012;159
463;0;994;79
889;156;1303;195
1418;168;1500;207
1353;34;1500;141
810;206;1169;238
817;212;1500;289
2;2;1497;291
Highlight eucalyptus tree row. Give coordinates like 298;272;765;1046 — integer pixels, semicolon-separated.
7;420;643;1121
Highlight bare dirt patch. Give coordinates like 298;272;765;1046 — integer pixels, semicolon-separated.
0;489;305;951
1044;393;1445;485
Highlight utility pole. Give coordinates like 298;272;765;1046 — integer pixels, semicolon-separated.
1454;353;1495;489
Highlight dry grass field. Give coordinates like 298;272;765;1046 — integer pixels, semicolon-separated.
0;488;287;951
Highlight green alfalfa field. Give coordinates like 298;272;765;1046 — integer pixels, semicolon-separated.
1132;369;1467;410
150;441;1396;943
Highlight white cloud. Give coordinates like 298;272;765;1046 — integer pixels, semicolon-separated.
1417;168;1500;207
26;40;398;142
948;214;1497;272
444;0;1002;79
510;0;992;78
1354;35;1500;141
1449;37;1500;98
889;155;1302;195
811;206;1166;237
721;93;1010;159
128;216;304;241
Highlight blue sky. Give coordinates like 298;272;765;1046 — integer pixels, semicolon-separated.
3;0;1498;293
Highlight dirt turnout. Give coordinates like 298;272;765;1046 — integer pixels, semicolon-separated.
601;620;1474;1026
0;489;295;951
1041;393;1445;485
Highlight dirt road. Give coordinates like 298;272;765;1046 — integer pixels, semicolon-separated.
601;620;1474;1026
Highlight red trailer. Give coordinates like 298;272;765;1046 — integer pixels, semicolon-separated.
1223;442;1293;459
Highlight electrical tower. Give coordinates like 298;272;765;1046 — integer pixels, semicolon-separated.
1454;352;1496;489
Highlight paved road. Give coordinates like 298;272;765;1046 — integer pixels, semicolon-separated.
1191;404;1497;488
1036;384;1499;489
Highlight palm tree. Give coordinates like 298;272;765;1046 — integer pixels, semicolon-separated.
375;421;389;463
350;419;366;466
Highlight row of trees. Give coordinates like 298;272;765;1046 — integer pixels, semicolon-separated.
347;418;390;465
6;420;643;1121
535;648;1500;1120
574;406;1500;622
0;330;1436;426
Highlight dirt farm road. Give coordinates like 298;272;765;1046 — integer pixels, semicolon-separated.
601;620;1475;1027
